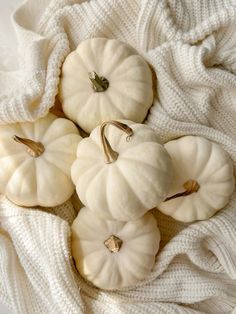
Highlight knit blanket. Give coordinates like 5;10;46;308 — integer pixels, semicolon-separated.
0;0;236;313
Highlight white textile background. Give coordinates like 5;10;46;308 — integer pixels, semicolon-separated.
1;1;236;314
0;0;22;70
0;1;22;312
0;2;21;313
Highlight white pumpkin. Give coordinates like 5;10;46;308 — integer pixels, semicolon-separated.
158;136;235;222
59;38;153;133
71;120;172;221
71;207;160;290
0;113;82;207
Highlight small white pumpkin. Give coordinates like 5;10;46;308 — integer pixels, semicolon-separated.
59;38;153;133
71;120;172;221
0;113;82;207
158;136;235;222
71;207;160;290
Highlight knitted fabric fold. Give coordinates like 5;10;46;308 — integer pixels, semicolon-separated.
0;0;236;313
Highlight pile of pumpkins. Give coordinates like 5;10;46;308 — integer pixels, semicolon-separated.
0;38;234;290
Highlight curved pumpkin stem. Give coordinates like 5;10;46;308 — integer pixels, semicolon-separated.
13;135;45;158
100;121;133;164
164;179;200;202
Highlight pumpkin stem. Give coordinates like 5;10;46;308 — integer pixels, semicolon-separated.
89;71;109;92
104;235;123;253
13;135;45;158
164;179;200;202
101;121;133;164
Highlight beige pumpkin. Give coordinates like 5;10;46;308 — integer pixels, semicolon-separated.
71;120;172;221
0;113;82;207
158;136;235;222
71;207;160;290
59;38;153;133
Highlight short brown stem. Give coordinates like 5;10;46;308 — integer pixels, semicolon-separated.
100;121;133;164
164;179;200;202
104;235;123;253
89;71;109;92
13;135;45;158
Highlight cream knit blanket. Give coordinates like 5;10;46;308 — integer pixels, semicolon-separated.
0;0;236;313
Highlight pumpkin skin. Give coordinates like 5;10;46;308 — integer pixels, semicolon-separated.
158;136;235;222
59;38;153;133
71;120;172;221
0;113;82;207
71;207;160;290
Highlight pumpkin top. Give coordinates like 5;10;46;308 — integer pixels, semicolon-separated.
71;120;172;221
59;37;154;133
0;113;82;207
158;136;235;222
71;207;160;290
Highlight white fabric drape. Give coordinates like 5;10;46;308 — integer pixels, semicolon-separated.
1;0;236;313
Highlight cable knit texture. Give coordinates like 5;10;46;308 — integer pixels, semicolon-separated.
0;0;236;313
